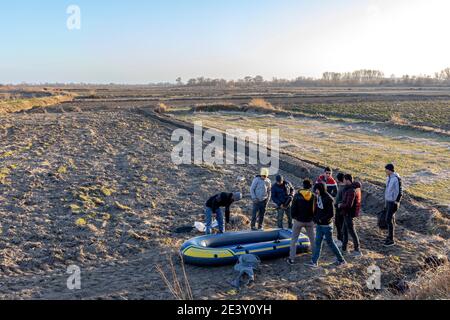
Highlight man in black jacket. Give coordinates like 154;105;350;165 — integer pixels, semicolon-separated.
305;183;346;268
287;179;316;265
334;172;346;246
271;175;295;229
205;192;242;234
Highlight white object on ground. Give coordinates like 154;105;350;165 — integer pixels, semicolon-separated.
194;220;219;232
194;222;206;232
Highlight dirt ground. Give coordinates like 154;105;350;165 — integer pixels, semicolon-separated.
0;102;448;300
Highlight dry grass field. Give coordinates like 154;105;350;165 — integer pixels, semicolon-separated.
175;112;450;207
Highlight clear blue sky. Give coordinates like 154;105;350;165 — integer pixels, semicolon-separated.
1;0;449;84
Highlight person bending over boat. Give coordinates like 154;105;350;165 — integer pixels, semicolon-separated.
250;168;272;231
305;182;346;268
205;192;242;235
287;178;316;265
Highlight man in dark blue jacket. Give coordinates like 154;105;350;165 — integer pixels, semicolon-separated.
271;175;295;229
205;192;242;235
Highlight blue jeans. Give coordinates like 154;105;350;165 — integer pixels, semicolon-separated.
205;207;224;235
312;224;345;264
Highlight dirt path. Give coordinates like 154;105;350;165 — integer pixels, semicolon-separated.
0;105;448;300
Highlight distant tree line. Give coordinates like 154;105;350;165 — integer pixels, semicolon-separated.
3;68;449;87
179;68;450;87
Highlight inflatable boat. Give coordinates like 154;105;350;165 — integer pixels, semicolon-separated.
180;229;310;266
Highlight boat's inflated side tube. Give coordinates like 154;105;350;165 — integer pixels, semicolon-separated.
180;229;310;266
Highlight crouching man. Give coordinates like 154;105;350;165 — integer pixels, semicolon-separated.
205;192;242;235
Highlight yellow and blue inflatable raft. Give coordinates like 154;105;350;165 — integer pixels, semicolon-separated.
180;229;310;266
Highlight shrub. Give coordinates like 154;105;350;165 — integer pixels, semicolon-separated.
247;98;275;111
155;102;170;113
402;264;449;300
192;103;241;113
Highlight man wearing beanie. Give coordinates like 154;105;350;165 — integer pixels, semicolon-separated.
271;175;295;229
384;164;403;247
204;192;242;235
250;168;272;230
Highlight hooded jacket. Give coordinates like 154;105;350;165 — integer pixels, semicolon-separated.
316;175;338;197
250;176;272;202
340;182;362;218
291;189;315;222
385;173;403;203
313;192;335;225
271;180;295;208
205;192;235;223
335;183;345;210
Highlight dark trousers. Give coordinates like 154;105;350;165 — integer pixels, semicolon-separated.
386;201;398;242
342;215;360;251
251;200;267;229
335;211;344;242
277;206;293;229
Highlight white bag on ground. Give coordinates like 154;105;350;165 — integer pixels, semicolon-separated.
194;222;206;232
194;220;219;233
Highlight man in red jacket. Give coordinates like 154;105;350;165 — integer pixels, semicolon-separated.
316;167;338;198
338;174;362;257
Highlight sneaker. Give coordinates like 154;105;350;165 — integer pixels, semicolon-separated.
335;240;343;248
251;227;257;231
383;240;395;247
286;258;295;265
304;261;319;268
351;251;363;258
333;260;347;267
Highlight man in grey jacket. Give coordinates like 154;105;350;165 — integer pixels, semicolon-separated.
384;164;403;247
250;168;272;230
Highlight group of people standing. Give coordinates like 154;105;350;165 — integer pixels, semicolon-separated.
204;163;403;267
288;170;362;267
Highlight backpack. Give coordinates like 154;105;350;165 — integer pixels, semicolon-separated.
396;176;403;203
353;188;362;218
